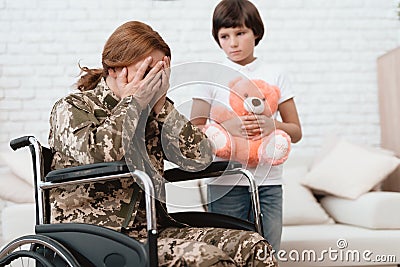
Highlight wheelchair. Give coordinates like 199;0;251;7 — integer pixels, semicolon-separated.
0;136;264;267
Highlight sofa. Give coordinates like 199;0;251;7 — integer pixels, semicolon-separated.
1;137;400;267
275;138;400;267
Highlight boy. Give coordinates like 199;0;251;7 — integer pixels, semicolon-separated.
190;0;302;252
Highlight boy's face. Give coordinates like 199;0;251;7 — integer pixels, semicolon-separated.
218;26;256;66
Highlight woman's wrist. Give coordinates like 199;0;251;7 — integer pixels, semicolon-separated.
152;101;164;114
154;98;173;121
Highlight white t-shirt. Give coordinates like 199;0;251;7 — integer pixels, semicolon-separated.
192;57;295;186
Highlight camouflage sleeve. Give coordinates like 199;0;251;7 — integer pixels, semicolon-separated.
157;98;214;172
49;94;142;165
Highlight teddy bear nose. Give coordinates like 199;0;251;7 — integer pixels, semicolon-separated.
244;97;265;114
252;98;261;107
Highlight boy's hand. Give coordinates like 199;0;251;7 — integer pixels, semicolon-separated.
241;114;275;140
220;116;244;137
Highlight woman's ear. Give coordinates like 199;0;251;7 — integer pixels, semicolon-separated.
108;68;117;78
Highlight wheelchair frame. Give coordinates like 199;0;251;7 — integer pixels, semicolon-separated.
0;136;264;267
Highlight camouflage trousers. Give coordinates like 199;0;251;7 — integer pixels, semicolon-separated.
154;227;278;267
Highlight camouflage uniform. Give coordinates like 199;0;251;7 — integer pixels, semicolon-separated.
48;79;277;266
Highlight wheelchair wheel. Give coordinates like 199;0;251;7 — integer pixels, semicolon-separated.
0;234;80;267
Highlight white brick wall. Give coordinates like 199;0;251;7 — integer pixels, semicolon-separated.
0;0;399;154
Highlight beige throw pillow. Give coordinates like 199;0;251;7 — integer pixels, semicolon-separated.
283;165;334;225
0;168;34;203
301;139;400;199
0;149;33;186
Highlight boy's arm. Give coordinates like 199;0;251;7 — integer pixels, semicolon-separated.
275;98;302;143
191;98;248;138
190;98;211;129
246;98;302;143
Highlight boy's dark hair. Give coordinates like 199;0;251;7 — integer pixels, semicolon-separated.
212;0;264;47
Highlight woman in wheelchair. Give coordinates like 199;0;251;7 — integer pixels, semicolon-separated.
47;20;277;267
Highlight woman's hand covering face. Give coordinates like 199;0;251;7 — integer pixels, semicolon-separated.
114;51;170;111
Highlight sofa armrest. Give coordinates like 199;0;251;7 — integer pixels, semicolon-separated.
320;191;400;229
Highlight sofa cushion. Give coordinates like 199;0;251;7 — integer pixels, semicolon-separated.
301;138;400;199
283;165;334;225
0;168;34;203
0;149;33;186
320;192;400;229
281;224;400;266
0;150;34;203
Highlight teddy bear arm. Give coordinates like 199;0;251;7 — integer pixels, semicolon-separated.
231;136;262;167
210;106;235;124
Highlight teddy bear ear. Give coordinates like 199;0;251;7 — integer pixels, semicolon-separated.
228;77;243;88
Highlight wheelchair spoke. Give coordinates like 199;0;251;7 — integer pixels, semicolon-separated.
0;235;80;267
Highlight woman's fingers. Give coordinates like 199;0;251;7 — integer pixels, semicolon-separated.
135;70;162;107
160;69;170;93
114;67;130;98
164;56;171;76
125;58;168;108
153;71;169;104
146;70;163;91
132;56;153;84
147;63;170;101
116;67;128;87
148;79;164;108
143;60;164;83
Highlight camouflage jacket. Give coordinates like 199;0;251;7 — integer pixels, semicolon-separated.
48;79;213;238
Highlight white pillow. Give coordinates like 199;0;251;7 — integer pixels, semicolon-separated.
301;139;400;199
282;165;334;225
0;149;33;186
320;192;400;229
311;135;396;168
0;168;34;203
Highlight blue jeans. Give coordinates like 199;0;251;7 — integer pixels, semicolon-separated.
208;184;282;252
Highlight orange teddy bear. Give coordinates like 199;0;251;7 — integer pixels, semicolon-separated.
204;77;291;167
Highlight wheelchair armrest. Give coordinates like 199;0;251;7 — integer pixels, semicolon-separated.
46;161;241;183
45;161;129;182
164;161;242;182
